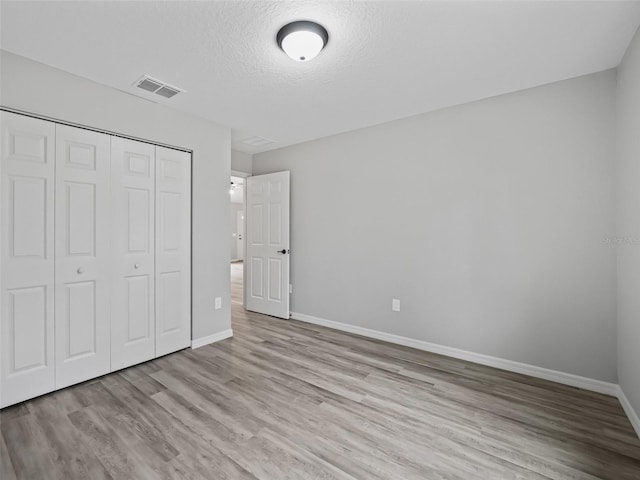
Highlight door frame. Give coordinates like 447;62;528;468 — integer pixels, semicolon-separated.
231;170;250;307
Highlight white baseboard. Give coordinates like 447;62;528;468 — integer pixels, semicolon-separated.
191;329;233;349
290;312;618;397
617;386;640;439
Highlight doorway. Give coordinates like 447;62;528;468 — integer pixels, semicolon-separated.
230;170;290;317
230;175;245;305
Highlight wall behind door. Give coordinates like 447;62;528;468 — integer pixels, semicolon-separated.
254;70;617;383
230;203;244;260
0;50;231;341
616;27;640;424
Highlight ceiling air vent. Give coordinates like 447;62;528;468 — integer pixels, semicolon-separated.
134;75;183;99
241;136;275;147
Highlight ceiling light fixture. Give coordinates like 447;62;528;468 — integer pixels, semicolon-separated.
277;21;329;62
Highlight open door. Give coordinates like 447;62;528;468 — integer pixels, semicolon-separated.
245;171;290;319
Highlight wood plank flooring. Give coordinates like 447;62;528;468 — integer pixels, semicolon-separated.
1;261;639;479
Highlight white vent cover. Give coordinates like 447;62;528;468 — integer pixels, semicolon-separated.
134;75;183;99
241;136;275;147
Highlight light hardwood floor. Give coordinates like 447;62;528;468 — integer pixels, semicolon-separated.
1;262;639;479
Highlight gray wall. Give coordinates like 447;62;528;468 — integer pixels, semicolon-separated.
616;27;640;416
0;50;232;341
231;150;252;174
254;70;618;382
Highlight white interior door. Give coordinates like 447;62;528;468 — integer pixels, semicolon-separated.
54;125;111;388
237;210;244;261
1;112;56;407
155;146;191;356
246;171;290;319
110;137;155;371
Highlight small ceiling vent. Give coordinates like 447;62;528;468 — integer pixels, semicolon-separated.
134;75;183;99
241;136;275;147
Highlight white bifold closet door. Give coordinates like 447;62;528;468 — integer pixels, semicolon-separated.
110;139;191;369
1;112;191;406
1;112;56;407
54;125;111;388
110;137;156;371
155;146;191;357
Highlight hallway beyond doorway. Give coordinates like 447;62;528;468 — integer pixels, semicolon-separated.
231;261;243;306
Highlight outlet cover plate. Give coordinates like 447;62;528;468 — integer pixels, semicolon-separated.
392;299;400;312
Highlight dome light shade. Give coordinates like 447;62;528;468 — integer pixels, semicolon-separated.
277;21;329;62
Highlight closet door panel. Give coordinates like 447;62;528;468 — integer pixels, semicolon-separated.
1;112;55;407
155;146;191;356
111;137;155;370
54;125;111;389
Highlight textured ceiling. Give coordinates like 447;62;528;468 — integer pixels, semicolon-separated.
2;1;640;154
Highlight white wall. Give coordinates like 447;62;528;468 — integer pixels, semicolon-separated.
254;70;618;382
616;27;640;418
0;50;232;341
231;150;252;174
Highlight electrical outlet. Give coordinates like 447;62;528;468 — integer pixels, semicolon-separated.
215;297;222;309
289;284;293;294
392;299;400;312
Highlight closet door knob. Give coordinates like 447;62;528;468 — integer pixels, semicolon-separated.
77;267;84;274
134;263;140;269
